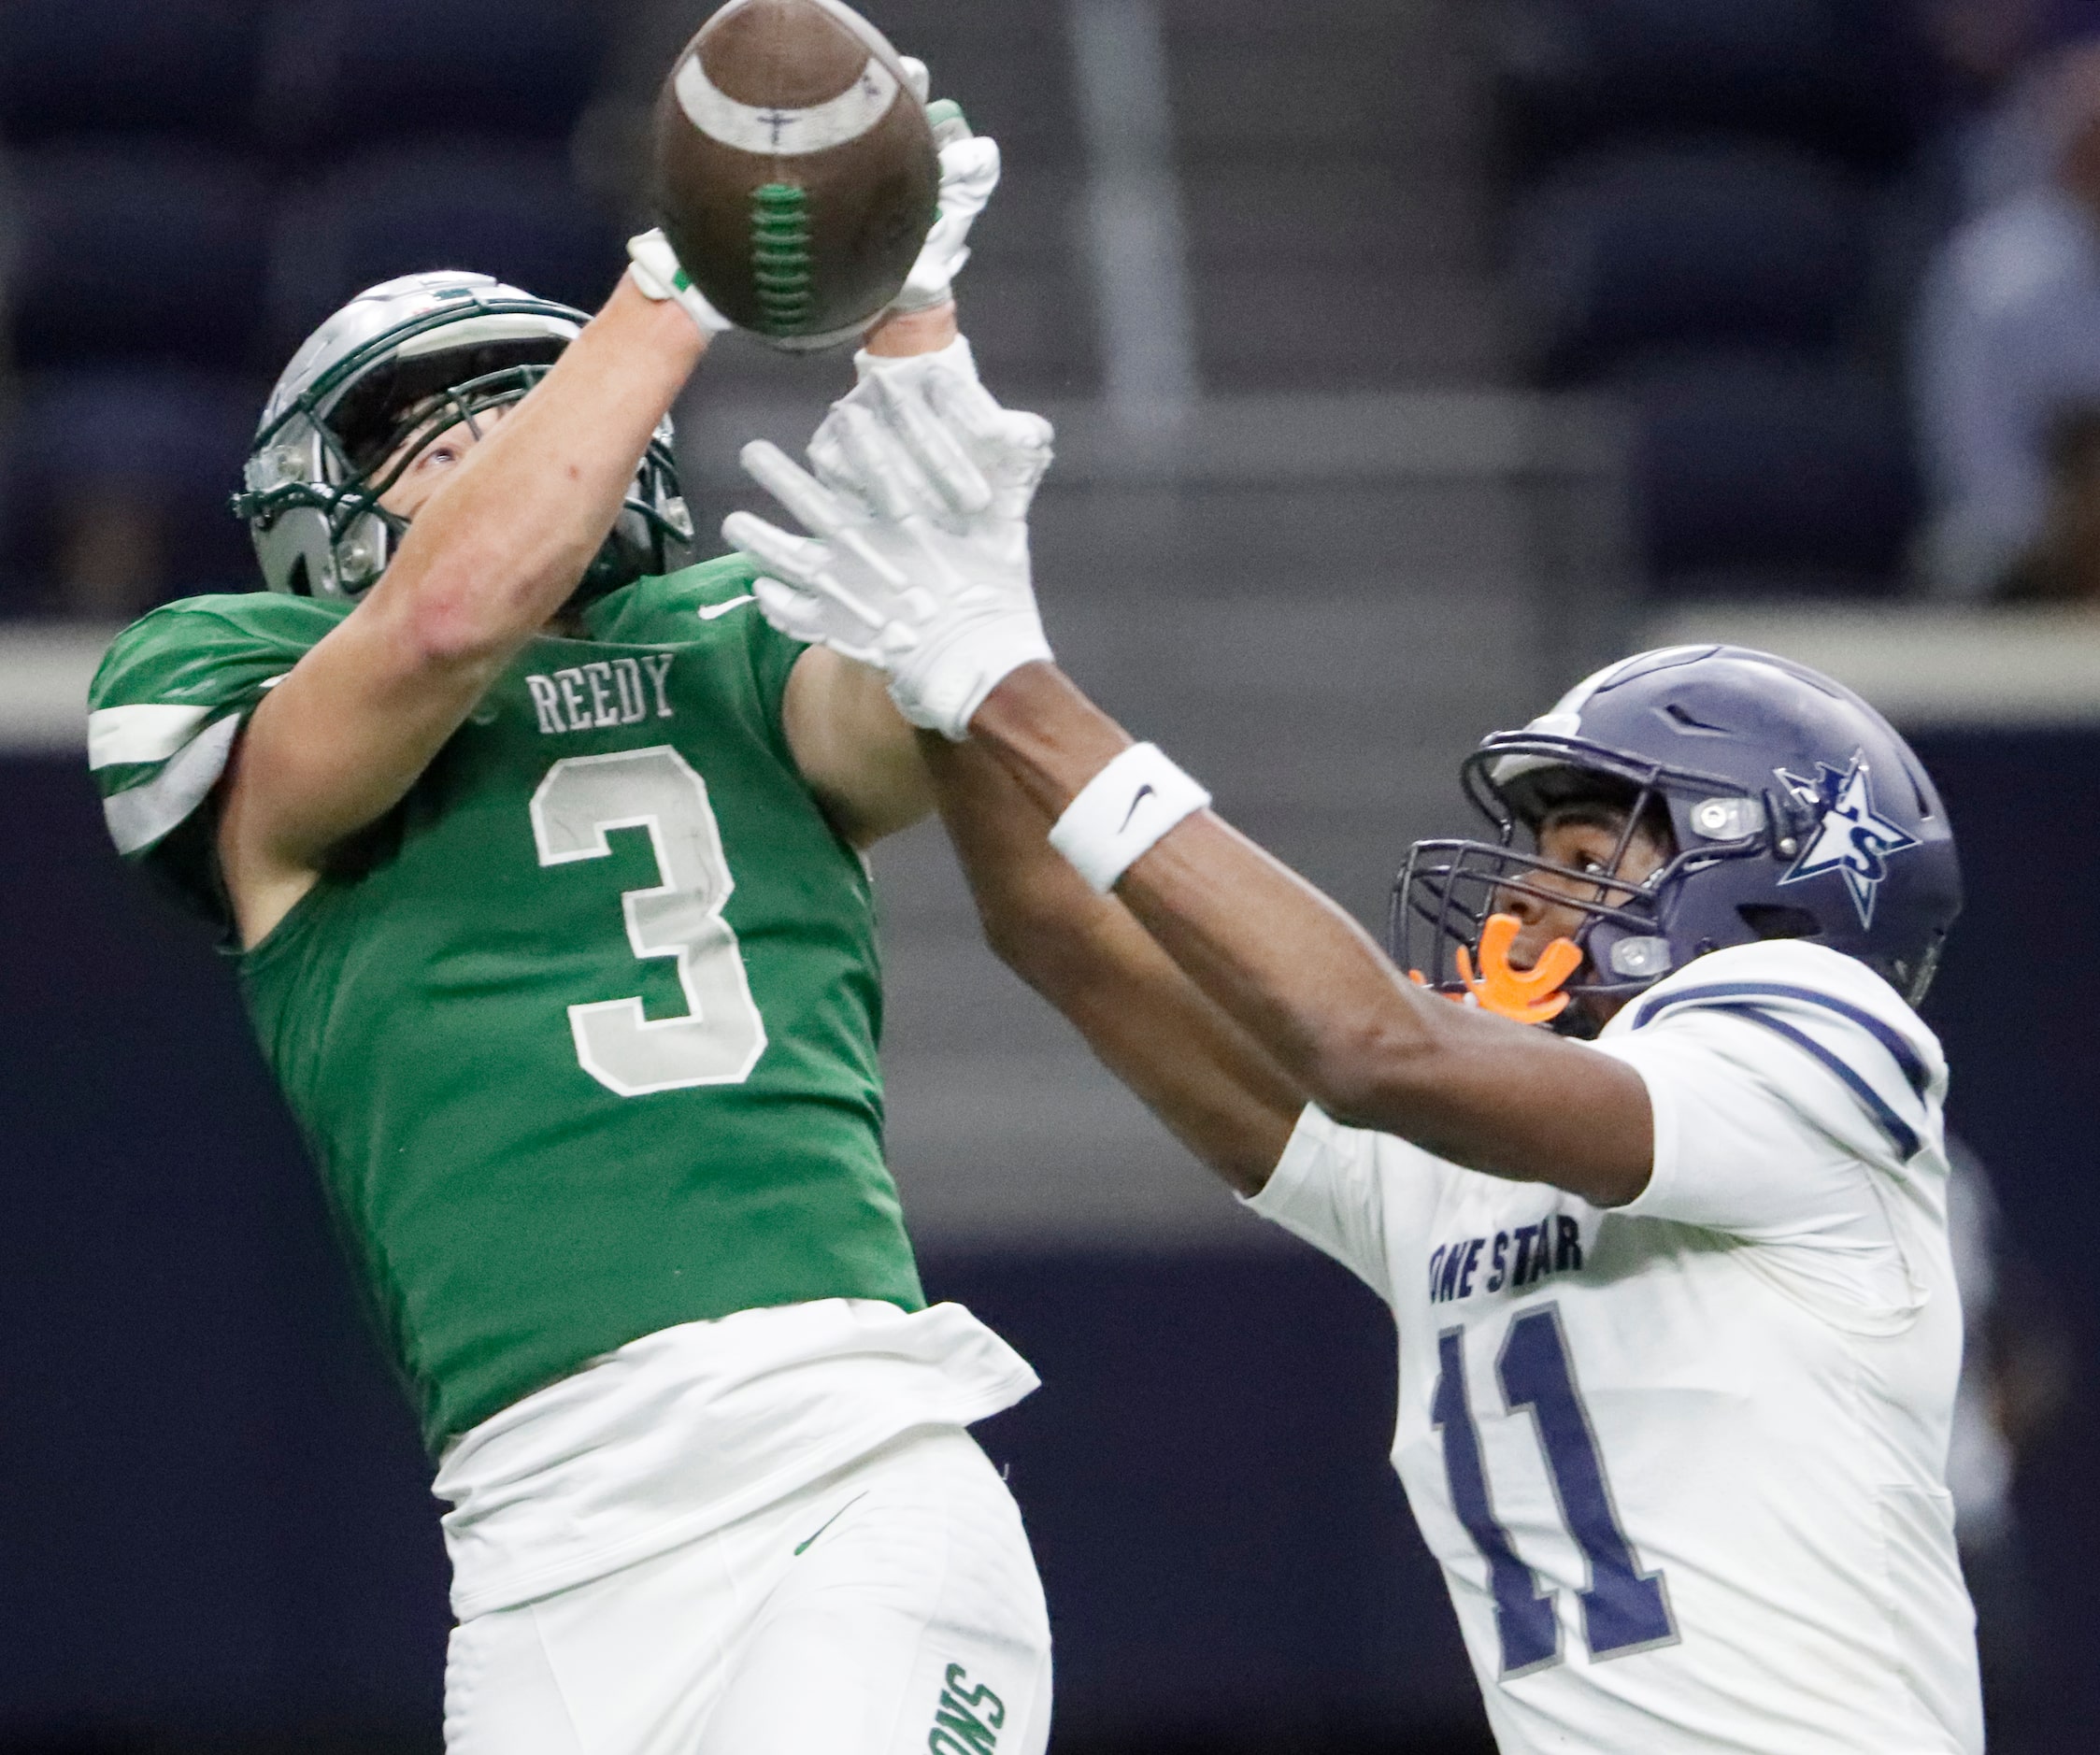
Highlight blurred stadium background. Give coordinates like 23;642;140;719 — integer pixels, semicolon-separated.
3;0;2097;1749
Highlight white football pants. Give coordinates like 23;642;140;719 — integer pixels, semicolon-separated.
443;1426;1051;1755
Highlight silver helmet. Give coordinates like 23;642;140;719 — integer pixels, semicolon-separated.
234;270;693;601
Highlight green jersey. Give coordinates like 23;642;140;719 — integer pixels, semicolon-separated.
88;560;925;1451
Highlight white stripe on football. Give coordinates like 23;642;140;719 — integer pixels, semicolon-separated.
675;51;899;157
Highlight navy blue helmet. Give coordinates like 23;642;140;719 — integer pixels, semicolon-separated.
1393;645;1962;1030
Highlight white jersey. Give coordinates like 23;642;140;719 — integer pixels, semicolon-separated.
1248;941;1981;1755
435;1299;1038;1619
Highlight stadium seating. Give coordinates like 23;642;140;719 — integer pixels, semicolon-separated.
1508;142;1870;383
256;0;610;157
1490;0;1926;175
0;0;268;148
7;147;271;372
0;0;634;618
1622;352;1917;595
1166;0;1507;390
0;368;259;614
268;142;626;347
1489;0;1936;600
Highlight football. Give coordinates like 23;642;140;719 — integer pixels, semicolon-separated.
651;0;940;349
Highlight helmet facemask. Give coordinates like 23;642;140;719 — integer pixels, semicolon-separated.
1392;742;1765;1035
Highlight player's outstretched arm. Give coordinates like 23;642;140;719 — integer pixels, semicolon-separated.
924;732;1305;1193
774;306;960;848
762;75;1002;849
968;665;1654;1207
220;278;708;946
731;367;1652;1207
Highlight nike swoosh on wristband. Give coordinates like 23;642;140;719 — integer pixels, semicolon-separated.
699;594;755;621
1118;783;1158;834
793;1491;869;1557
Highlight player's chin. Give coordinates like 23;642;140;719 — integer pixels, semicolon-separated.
1552;977;1622;1039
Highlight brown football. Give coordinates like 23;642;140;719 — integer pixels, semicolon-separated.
651;0;939;349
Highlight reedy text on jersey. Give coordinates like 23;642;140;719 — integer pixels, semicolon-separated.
525;656;677;735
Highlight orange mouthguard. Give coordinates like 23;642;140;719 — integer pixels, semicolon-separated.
1410;914;1580;1026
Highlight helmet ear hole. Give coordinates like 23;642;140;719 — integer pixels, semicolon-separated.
286;554;312;597
1738;904;1822;941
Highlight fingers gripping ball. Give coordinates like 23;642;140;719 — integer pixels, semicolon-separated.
625;228;734;335
892;133;1001;316
651;0;940;350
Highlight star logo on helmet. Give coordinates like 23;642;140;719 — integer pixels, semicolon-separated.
1774;753;1918;928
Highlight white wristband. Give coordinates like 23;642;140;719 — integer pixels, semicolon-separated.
1048;743;1211;895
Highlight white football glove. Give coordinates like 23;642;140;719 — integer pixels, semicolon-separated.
890;100;1000;318
828;338;1051;521
625;228;733;337
724;343;1055;738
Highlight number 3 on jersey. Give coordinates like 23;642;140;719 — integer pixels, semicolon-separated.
1433;1305;1678;1677
531;748;767;1097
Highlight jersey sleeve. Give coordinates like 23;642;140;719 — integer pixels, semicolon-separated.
86;593;341;921
737;575;808;728
1593;942;1948;1246
1242;1104;1396;1295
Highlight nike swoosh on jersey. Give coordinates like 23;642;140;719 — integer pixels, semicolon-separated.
793;1491;869;1556
698;594;756;621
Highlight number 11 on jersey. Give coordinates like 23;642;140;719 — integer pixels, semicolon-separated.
1432;1305;1678;1677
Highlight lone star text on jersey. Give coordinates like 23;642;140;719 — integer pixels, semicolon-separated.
1429;1216;1585;1306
